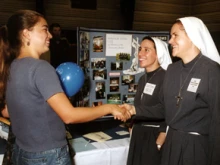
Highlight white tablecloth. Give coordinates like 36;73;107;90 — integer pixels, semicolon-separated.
0;138;130;165
0;155;3;165
74;138;130;165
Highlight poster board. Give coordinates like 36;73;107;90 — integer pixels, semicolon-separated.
76;27;169;116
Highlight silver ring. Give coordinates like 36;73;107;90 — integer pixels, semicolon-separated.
157;144;161;149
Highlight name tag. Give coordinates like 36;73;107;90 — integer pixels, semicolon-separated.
143;83;156;95
187;78;201;93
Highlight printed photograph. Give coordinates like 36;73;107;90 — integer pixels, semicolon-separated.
80;32;90;49
91;58;106;69
116;53;130;61
95;82;106;99
121;75;135;85
93;36;103;52
93;69;107;80
109;77;120;92
111;61;123;71
122;94;135;104
107;94;121;104
80;50;89;61
128;83;138;93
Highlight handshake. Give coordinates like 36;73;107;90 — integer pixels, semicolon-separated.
108;103;136;122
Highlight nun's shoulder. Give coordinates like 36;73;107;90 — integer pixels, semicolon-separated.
200;55;220;70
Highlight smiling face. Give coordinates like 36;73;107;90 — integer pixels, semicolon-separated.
138;39;159;72
27;17;52;57
169;22;194;59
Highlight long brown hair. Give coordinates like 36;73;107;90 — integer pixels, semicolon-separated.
0;10;43;110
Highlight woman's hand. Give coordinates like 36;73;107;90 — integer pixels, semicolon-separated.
110;104;131;122
1;105;9;118
156;132;166;150
119;104;136;116
0;105;10;125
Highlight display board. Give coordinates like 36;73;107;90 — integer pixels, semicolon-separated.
76;27;170;110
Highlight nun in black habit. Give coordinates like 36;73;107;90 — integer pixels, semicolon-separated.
122;17;220;165
126;36;172;165
161;16;220;165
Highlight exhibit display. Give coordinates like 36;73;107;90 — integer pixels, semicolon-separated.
76;27;170;112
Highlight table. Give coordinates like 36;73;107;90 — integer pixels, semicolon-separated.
0;155;3;165
68;119;130;165
0;119;131;165
73;137;129;165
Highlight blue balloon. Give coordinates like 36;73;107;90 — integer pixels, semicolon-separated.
56;62;84;97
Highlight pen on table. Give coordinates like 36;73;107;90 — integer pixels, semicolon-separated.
85;140;91;147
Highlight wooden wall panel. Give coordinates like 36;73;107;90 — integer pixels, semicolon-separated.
0;0;35;25
190;0;219;32
44;0;124;30
191;1;220;32
133;1;191;31
192;0;218;5
133;0;220;32
192;1;220;14
135;0;191;5
46;0;121;8
45;4;97;18
194;13;220;23
133;12;184;31
45;4;121;20
46;16;124;30
0;0;124;30
0;0;35;13
97;0;121;9
133;22;171;31
135;1;191;15
134;12;185;24
206;23;220;32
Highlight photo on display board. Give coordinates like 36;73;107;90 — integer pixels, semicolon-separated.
93;36;103;52
109;77;120;92
128;83;138;93
91;58;106;69
80;31;90;49
79;60;89;69
122;94;135;104
80;50;89;62
79;50;84;62
107;94;121;104
110;61;123;71
121;75;135;85
93;69;107;80
116;52;130;61
95;82;106;99
81;61;90;73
